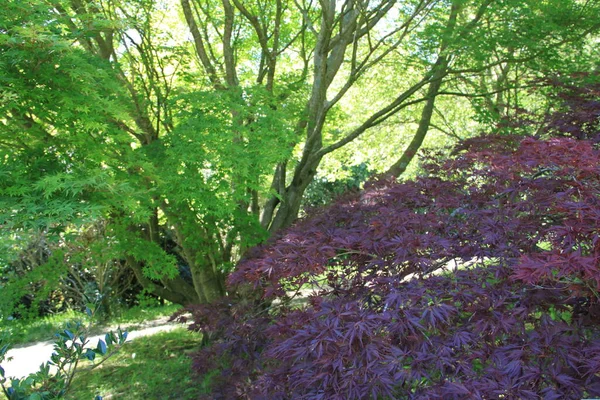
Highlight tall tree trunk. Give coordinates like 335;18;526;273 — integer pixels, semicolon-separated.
268;160;320;232
189;262;225;302
386;59;448;177
386;0;461;177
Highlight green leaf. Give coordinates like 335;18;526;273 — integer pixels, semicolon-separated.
63;329;75;341
118;330;128;344
84;349;96;361
96;339;107;356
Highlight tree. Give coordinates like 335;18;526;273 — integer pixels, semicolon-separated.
0;1;144;315
387;0;600;176
1;0;599;308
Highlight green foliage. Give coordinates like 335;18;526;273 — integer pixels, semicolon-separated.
0;243;66;320
1;303;180;347
1;0;308;305
0;224;148;322
0;1;169;304
1;310;89;346
0;4;132;229
65;329;203;400
0;0;145;311
0;309;127;400
302;163;373;209
162;85;299;246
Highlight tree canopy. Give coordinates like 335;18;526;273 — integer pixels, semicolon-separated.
1;0;599;314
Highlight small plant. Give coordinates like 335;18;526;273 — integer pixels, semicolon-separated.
65;329;203;400
0;307;127;400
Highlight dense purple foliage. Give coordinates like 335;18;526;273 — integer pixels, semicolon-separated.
543;73;600;142
176;83;600;399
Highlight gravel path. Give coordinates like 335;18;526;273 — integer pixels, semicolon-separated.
3;316;185;379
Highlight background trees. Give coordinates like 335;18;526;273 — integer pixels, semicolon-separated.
1;0;599;316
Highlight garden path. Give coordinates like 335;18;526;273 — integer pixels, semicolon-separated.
3;316;184;379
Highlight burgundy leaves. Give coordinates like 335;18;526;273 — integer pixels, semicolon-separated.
543;73;600;142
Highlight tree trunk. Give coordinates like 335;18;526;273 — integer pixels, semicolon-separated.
268;161;320;233
126;256;200;304
386;59;448;177
189;263;225;302
386;0;460;177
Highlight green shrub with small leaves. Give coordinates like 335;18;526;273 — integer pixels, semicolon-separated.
0;308;127;400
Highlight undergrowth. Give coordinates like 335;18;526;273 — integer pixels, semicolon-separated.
65;329;204;400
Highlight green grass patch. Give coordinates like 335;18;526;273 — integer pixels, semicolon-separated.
1;304;183;346
105;303;182;327
66;328;205;400
0;310;88;346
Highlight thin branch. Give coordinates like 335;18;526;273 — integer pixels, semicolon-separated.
181;0;224;89
318;87;432;157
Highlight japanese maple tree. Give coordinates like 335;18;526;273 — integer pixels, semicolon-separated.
177;79;600;399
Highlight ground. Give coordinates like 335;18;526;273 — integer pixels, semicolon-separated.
3;316;183;379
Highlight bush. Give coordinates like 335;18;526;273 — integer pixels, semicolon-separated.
0;222;146;322
0;307;127;400
542;72;600;142
302;163;373;210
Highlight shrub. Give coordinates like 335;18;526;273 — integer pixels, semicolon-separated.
542;73;600;142
302;162;373;210
0;223;146;322
0;308;127;400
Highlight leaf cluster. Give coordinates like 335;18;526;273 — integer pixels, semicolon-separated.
541;73;600;142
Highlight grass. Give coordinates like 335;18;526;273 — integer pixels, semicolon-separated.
1;303;183;346
65;328;206;400
104;303;182;327
0;309;87;346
